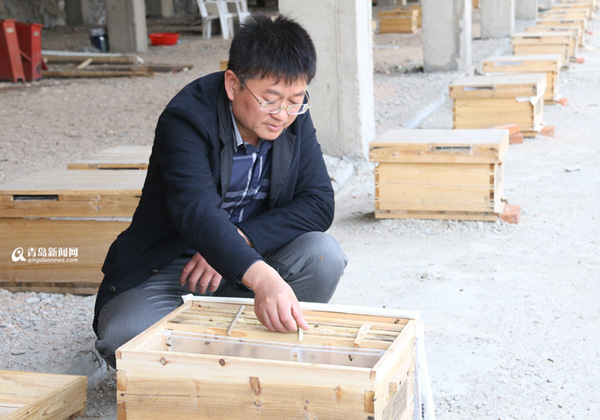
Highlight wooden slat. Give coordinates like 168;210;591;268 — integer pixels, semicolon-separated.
0;370;87;420
67;145;152;170
453;97;543;132
0;170;145;217
449;73;547;99
0;217;129;294
369;129;508;164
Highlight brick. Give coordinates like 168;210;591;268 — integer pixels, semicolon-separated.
540;125;556;137
501;204;521;224
491;124;523;144
557;97;569;106
576;57;585;64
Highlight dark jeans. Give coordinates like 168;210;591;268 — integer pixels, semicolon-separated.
95;232;347;368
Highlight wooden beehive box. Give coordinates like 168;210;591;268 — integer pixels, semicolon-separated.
449;73;546;137
551;3;594;18
67;145;151;170
0;370;87;420
378;9;418;33
369;129;508;221
116;297;418;420
511;32;572;67
0;170;145;294
542;8;590;20
482;54;562;103
525;24;581;58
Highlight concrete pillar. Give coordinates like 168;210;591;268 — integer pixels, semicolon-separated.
480;0;515;38
516;0;538;20
422;0;472;73
279;0;375;159
375;0;407;5
65;0;93;25
146;0;174;18
106;0;148;53
538;0;556;9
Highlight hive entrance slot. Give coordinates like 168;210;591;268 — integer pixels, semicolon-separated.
12;195;59;201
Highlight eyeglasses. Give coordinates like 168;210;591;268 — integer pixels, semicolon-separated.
241;80;311;115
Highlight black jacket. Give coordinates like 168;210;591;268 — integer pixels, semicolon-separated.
93;72;334;333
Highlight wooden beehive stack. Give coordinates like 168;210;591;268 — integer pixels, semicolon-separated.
482;54;562;104
449;73;547;137
511;32;572;67
536;17;587;47
369;129;509;221
116;297;420;420
378;9;418;33
524;25;581;59
0;170;145;294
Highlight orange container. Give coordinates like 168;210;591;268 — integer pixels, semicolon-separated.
15;22;44;81
0;19;25;83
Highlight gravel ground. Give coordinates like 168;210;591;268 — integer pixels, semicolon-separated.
1;8;599;420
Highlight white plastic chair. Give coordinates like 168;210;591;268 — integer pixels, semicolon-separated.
197;0;235;39
229;0;251;24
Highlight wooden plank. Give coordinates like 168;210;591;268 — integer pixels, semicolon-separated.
379;16;417;33
369;129;509;164
453;97;543;133
449;73;547;99
42;49;141;64
67;146;151;170
0;170;145;217
0;217;129;294
374;209;500;221
0;370;87;420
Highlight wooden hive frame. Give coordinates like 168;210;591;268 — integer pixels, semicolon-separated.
449;73;547;137
482;54;562;104
0;370;87;420
67;145;152;170
369;129;509;221
116;296;430;420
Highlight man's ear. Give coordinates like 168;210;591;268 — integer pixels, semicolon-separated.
224;70;238;101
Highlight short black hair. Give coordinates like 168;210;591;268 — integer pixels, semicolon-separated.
227;14;317;85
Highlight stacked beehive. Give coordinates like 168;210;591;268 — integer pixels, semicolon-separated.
370;0;596;222
0;146;151;294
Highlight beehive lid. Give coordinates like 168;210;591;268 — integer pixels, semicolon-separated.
0;370;87;420
511;31;573;44
0;170;145;217
67;145;152;169
369;129;509;164
482;54;562;72
449;73;547;99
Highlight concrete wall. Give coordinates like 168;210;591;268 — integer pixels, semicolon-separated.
422;0;472;73
279;0;376;159
480;0;515;38
538;0;556;9
106;0;147;53
516;0;538;20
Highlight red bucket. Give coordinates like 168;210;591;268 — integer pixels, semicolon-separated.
148;32;179;46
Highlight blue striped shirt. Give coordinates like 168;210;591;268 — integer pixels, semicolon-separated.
222;107;272;223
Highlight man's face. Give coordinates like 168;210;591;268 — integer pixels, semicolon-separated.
225;71;307;146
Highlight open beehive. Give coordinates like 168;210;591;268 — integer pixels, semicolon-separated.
116;297;419;420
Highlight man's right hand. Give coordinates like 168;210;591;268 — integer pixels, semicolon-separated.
242;261;309;333
180;252;223;294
